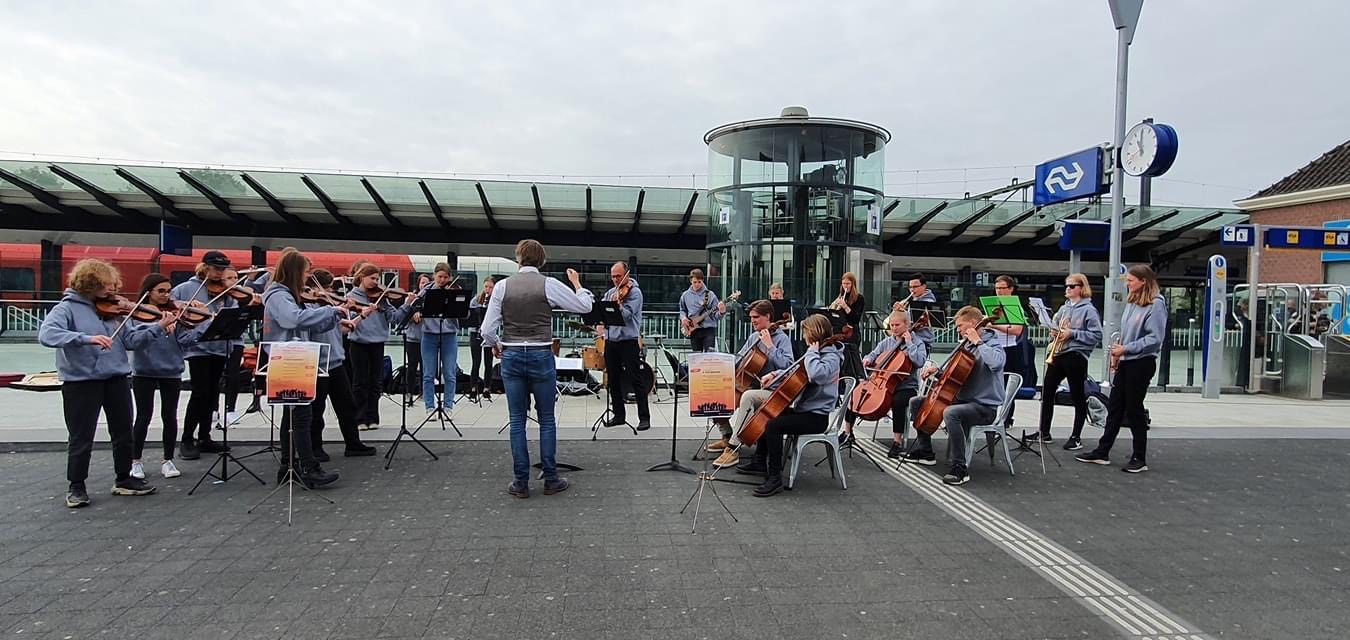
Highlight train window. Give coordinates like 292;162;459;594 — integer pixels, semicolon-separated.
170;271;195;286
0;267;35;292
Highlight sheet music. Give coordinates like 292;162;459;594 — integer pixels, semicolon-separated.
1028;297;1055;328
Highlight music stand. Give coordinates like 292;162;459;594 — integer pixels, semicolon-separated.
386;303;440;470
582;302;639;438
769;300;792;325
678;351;739;533
646;348;696;476
457;304;490;408
806;307;847;332
415;289;470;436
247;342;335;524
188;307;266;495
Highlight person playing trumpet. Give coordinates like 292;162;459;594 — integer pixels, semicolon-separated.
834;272;866;380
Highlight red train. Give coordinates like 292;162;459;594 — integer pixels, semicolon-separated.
0;243;421;300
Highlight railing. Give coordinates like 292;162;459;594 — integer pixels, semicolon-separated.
0;300;54;337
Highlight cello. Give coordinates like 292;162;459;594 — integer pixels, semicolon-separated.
848;315;930;420
738;326;853;447
734;319;789;399
912;316;994;434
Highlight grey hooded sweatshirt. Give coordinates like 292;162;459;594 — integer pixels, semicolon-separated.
39;288;161;382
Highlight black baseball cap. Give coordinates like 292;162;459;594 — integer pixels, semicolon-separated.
202;251;232;268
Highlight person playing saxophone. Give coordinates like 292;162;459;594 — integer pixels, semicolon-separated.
1034;273;1102;451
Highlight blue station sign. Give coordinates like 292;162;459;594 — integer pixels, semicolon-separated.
1034;146;1108;207
1264;226;1350;251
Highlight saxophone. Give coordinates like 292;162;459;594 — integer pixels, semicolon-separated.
1108;331;1123;372
1045;317;1071;365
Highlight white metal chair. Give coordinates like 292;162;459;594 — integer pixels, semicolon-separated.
785;377;857;490
962;373;1023;477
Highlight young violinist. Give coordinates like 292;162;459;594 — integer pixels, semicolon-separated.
1037;273;1102;451
707;300;794;465
170;250;238;460
744;313;844;498
306;269;376;459
840;310;928;458
220;266;254;427
129;274;207;481
1076;265;1165;473
260;249;345;487
39;259;167;507
412;263;461;415
901;305;1006;486
404;272;431;404
468;276;497;401
345;262;414;428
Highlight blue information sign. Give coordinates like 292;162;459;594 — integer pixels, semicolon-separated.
1264;227;1350;251
1323;220;1350;263
1034;147;1108;207
1220;224;1255;247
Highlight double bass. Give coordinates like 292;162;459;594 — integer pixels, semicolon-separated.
738;326;853;447
912;317;994;434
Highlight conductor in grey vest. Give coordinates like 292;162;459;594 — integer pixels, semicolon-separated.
480;239;594;498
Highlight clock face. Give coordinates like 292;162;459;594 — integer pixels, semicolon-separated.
1121;123;1159;176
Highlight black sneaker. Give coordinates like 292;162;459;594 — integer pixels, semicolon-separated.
1122;458;1148;473
886;442;904;459
1075;450;1111;465
752;475;784;497
838;432;856;447
1063;437;1083;451
299;465;339;488
65;484;90;508
197;439;229;454
636;420;651;432
942;465;970;486
902;450;937;466
344;444;377;457
111;477;157;496
313;448;331;463
179;440;200;460
507;481;529;499
543;477;570;495
1024;432;1054;444
735;460;768;476
603;417;627;428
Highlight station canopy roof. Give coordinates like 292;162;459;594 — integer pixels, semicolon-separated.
0;159;1245;263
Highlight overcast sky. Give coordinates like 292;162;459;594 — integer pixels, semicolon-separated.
1;0;1346;208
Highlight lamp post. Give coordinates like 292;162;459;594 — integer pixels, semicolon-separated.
1104;0;1145;379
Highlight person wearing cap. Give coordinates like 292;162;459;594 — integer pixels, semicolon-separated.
170;250;238;460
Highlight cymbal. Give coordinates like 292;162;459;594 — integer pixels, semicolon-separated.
566;320;594;332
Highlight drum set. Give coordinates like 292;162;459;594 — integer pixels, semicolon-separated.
570;323;656;398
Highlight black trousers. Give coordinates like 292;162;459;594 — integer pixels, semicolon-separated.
279;404;319;469
1097;356;1155;461
1001;344;1027;427
689;327;717;353
469;333;495;393
348;341;386;425
312;364;363;451
604;338;649;422
223;343;244;412
405;339;422;397
756;409;828;475
1039;351;1089;439
63;377;134;485
185;354;226;442
841;340;865;381
845;386;918;436
132;376;181;460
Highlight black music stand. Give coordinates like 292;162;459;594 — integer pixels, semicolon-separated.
769;299;792;324
188;307;266;495
583;302;639;438
807;307;848;333
646;348;696;476
386;303;439;470
905;300;945;331
247;342;335;524
415;289;469;436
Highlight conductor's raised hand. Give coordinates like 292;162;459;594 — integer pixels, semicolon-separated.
566;268;582;289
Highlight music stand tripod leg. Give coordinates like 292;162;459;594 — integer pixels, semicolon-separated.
249;407;333;523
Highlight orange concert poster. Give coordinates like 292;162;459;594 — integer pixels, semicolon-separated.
688;351;736;418
264;342;323;405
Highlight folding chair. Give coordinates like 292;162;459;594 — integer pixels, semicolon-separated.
962;373;1023;477
785;377;857;490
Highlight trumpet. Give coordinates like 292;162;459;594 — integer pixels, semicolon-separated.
891;292;914;313
1108;331;1123;373
1045;317;1071;365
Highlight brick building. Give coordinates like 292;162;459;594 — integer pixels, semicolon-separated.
1236;140;1350;284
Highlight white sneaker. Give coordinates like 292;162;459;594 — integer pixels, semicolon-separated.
161;460;181;478
225;411;242;426
130;461;146;479
212;411;221;430
426;406;437;417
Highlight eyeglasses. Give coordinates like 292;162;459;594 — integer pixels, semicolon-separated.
908;284;922;289
1065;283;1082;289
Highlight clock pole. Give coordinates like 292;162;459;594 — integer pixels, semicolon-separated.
1105;0;1144;380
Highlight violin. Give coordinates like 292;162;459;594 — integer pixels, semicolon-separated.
94;295;164;322
206;279;257;305
164;301;213;328
738;326;854;447
912;317;995;434
368;286;410;305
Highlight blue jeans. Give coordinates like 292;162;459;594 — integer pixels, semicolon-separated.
501;347;558;484
421;332;459;410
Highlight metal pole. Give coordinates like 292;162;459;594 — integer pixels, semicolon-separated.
1186;317;1196;386
1104;27;1130;380
1246;225;1261;392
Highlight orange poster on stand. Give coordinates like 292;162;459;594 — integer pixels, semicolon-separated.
264;342;323;405
688;351;735;418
